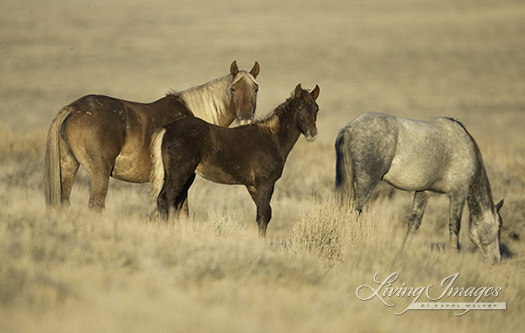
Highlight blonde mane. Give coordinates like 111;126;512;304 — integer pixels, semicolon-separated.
176;72;258;126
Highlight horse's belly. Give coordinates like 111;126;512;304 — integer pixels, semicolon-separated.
112;153;151;183
195;162;251;186
382;161;444;192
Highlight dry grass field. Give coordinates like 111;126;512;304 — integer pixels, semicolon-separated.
1;0;525;332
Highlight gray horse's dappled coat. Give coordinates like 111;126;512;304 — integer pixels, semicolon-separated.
336;112;503;264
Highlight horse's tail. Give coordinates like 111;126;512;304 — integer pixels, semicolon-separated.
149;128;167;198
335;130;355;207
44;107;72;208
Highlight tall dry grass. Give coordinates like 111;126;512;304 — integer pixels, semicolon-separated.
1;160;523;332
1;0;525;331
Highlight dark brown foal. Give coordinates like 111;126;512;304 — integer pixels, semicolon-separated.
150;84;320;237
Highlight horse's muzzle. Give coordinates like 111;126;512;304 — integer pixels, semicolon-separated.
305;130;318;142
237;114;254;126
238;119;253;126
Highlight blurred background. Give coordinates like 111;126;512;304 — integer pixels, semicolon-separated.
2;0;523;138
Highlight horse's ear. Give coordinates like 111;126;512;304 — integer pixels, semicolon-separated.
230;60;239;76
294;84;303;98
311;85;320;100
496;199;504;211
250;61;260;78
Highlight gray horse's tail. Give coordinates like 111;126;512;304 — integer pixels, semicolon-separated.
44;107;72;208
149;128;167;199
335;130;355;206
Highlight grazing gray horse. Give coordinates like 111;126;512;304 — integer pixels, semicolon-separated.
335;112;503;264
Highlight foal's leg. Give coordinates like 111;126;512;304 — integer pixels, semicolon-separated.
448;195;467;251
157;169;197;221
173;174;196;218
403;191;430;245
157;185;170;221
247;184;274;238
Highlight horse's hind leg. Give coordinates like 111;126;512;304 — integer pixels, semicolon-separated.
59;138;80;206
157;186;170;221
448;195;467;251
174;174;196;218
86;165;113;211
354;174;381;213
64;107;125;211
403;191;430;245
157;169;197;221
76;147;116;211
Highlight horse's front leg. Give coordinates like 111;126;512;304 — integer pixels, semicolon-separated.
247;184;274;238
449;195;467;251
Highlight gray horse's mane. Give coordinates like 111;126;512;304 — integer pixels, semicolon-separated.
445;117;491;197
446;117;485;168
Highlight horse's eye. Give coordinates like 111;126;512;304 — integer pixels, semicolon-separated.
231;88;236;92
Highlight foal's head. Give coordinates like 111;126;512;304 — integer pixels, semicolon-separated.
229;61;260;125
291;84;320;142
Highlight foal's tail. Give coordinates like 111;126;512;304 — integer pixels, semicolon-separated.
44;107;72;208
335;130;355;207
149;128;167;199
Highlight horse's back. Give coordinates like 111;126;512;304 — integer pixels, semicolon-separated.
384;116;479;193
68;94;124;111
66;93;191;124
163;116;208;148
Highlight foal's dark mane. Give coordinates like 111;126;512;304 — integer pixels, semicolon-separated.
253;95;295;135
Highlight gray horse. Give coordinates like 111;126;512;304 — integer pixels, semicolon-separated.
335;112;503;264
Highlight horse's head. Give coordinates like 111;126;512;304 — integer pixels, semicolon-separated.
469;199;504;264
229;61;259;125
291;84;320;142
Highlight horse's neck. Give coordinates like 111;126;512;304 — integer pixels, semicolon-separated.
179;75;234;126
263;106;301;160
467;166;494;222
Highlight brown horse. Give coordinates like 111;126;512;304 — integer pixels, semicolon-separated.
45;61;260;210
150;84;320;237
